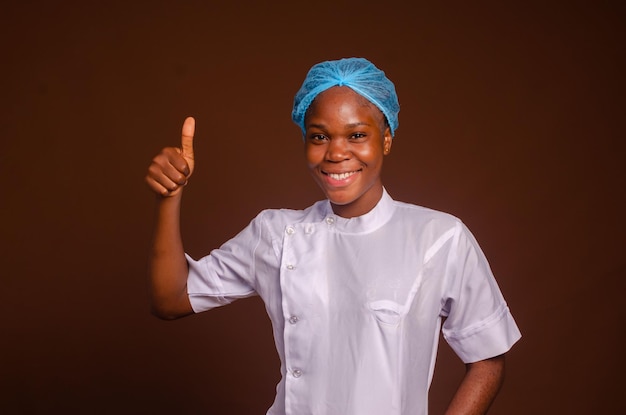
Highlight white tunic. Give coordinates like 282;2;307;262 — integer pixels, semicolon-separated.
186;190;521;415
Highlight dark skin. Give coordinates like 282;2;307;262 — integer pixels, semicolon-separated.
146;90;506;412
304;87;392;218
445;354;505;414
145;116;195;319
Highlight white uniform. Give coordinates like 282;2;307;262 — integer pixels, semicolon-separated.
187;189;521;415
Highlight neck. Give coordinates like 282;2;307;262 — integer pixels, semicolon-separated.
330;185;384;218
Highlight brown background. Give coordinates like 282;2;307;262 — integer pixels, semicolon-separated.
1;1;624;414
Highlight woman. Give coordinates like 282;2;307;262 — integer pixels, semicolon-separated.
145;57;521;414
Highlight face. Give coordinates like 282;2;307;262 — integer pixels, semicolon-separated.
304;86;392;218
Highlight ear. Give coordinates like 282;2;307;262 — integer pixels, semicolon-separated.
383;127;393;155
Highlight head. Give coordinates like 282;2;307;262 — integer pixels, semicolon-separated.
292;58;399;218
292;57;400;137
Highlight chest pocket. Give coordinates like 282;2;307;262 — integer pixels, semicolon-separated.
368;299;407;326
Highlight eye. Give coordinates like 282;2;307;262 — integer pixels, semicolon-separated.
308;133;328;143
350;132;367;141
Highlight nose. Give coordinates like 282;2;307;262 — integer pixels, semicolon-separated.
325;138;350;162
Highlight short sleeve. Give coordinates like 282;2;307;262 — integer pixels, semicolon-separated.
186;212;268;313
441;222;521;363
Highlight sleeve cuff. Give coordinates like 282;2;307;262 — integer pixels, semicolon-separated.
444;305;522;363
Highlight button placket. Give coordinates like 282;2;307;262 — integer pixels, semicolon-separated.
284;226;297;272
283;224;304;385
281;222;323;408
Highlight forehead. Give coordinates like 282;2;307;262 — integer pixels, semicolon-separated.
306;86;383;121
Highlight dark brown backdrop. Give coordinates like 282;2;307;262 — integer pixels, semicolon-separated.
2;1;624;413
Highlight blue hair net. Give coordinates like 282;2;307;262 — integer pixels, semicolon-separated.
291;57;400;137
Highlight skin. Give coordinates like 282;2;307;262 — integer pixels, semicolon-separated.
304;86;392;218
445;355;506;414
145;91;506;412
144;116;195;319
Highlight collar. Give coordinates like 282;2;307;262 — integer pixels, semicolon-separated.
319;188;395;234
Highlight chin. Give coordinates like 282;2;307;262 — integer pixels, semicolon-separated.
329;199;352;207
326;192;357;206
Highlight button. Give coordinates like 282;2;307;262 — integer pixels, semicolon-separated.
292;369;302;378
286;226;295;235
326;217;335;225
288;315;299;324
286;264;295;270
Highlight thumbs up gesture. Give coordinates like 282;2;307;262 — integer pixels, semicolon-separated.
145;117;196;197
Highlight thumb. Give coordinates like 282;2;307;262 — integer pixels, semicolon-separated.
181;116;195;172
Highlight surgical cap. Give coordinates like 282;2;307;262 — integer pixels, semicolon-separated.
291;57;400;137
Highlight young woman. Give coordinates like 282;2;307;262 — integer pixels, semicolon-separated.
145;57;521;415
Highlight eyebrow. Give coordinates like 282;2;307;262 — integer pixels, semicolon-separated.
307;121;372;130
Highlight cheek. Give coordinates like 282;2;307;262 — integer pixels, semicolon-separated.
305;145;324;167
359;145;384;166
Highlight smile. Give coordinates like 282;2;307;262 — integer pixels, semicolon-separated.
324;170;360;180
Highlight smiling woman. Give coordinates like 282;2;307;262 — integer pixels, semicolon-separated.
145;57;521;415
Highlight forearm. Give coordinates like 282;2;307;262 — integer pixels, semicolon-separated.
148;193;194;319
444;354;505;415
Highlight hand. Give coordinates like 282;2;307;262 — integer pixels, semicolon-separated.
145;117;195;197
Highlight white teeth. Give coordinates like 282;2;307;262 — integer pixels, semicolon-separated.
328;171;356;180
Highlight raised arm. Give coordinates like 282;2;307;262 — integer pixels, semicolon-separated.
145;117;196;320
444;354;506;415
